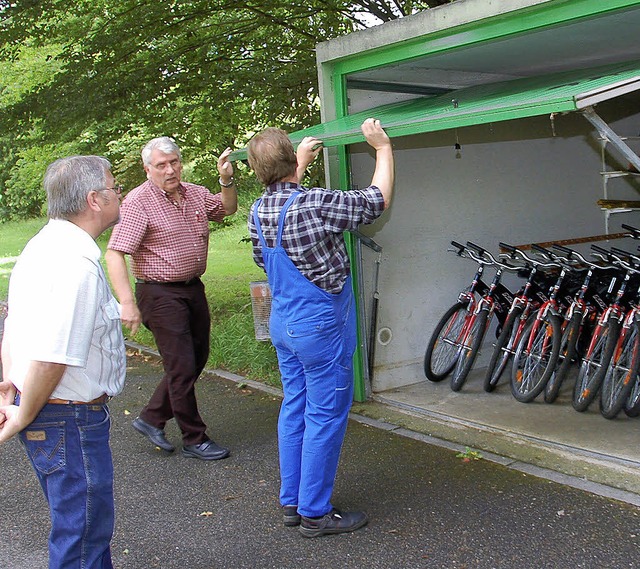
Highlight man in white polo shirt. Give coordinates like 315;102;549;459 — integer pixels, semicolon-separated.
0;155;126;569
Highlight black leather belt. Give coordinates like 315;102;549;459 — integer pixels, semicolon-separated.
136;278;200;286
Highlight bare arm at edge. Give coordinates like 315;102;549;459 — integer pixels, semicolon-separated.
0;361;65;443
105;248;141;335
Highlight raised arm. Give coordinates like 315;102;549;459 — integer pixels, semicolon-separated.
361;118;394;209
217;147;238;215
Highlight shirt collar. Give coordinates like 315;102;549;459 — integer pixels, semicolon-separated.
46;219;101;261
265;181;301;195
147;180;187;203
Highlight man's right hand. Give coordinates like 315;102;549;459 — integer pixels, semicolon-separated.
120;301;142;335
0;405;21;444
361;118;392;150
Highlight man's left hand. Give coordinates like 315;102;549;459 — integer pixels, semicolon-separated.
217;147;234;184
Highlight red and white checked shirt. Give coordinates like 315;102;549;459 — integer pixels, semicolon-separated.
108;180;228;281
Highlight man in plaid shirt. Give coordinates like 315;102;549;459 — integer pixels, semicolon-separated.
106;137;237;461
247;118;394;537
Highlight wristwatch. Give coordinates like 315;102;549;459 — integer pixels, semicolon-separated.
218;177;235;188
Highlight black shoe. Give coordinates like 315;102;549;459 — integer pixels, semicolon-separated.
132;417;175;452
299;508;368;538
283;505;301;527
182;440;230;461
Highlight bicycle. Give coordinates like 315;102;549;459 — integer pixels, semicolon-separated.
423;241;512;388
572;244;640;412
543;244;618;404
598;247;640;419
510;243;579;403
449;242;518;391
483;243;557;393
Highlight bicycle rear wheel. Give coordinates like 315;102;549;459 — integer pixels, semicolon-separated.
511;312;562;403
572;319;620;412
600;321;640;419
483;305;524;393
544;313;581;404
424;301;470;382
451;309;488;392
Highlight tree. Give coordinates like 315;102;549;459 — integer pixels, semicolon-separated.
0;0;449;219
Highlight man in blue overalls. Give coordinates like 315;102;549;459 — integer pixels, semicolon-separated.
247;118;395;537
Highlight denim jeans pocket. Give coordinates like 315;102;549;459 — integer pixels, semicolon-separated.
20;421;66;475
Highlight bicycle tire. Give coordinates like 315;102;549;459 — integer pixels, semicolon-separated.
424;302;470;382
572;318;620;412
544;313;581;404
451;309;488;392
624;373;640;417
511;312;562;403
600;321;640;419
483;305;524;392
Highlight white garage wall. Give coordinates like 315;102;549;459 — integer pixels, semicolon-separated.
347;94;640;393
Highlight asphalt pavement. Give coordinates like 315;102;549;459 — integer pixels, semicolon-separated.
1;350;640;569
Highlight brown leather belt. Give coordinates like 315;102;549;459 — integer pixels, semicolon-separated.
135;277;200;286
47;394;109;405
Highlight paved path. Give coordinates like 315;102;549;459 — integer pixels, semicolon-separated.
1;353;639;569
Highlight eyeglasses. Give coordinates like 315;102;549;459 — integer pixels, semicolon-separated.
149;158;181;171
102;184;124;196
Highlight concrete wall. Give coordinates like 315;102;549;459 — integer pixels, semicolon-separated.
348;93;640;393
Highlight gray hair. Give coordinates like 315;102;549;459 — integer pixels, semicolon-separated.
45;155;112;220
141;136;182;166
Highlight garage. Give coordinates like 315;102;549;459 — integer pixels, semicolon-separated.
235;0;640;493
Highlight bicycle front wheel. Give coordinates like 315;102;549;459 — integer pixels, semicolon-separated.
424;302;470;382
624;373;640;417
600;321;640;420
451;309;489;392
511;312;562;403
572;319;620;412
483;305;525;393
544;313;581;404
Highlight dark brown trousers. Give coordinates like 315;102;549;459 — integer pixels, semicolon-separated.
135;279;210;445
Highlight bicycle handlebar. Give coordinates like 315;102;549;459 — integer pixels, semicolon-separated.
498;242;560;270
622;223;640;240
552;243;617;271
592;244;640;275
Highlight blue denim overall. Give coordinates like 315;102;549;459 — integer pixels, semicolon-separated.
253;192;356;518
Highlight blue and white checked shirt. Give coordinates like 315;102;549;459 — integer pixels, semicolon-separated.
248;182;385;293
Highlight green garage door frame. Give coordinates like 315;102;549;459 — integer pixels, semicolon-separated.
286;60;640;148
231;60;640;161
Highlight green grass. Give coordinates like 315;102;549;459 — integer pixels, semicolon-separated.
0;217;282;387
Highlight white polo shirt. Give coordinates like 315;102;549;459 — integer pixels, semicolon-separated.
4;219;126;401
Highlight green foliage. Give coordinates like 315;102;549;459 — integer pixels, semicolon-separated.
0;0;444;220
4;141;81;219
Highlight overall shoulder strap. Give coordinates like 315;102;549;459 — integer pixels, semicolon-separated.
275;192;300;247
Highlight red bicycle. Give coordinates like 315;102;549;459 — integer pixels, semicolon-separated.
424;241;513;390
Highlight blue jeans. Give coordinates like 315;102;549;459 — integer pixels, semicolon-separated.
19;401;115;569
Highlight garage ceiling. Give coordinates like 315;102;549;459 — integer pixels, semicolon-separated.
345;2;640;98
